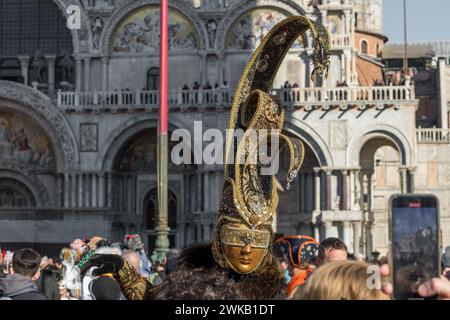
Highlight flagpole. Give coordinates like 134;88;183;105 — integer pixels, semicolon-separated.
403;0;409;78
153;0;170;262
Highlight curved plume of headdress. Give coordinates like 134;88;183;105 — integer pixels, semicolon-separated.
212;16;331;273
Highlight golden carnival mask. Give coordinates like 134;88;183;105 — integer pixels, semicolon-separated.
212;16;331;275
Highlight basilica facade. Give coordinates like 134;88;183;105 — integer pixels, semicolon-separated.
0;0;449;258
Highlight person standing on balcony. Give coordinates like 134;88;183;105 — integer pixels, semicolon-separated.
213;83;219;103
193;81;200;104
283;80;291;102
221;81;229;103
203;82;212;104
182;83;189;104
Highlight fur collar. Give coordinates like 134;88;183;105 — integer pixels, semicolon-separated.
154;243;286;300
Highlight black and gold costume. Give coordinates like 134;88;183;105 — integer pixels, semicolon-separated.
80;16;330;300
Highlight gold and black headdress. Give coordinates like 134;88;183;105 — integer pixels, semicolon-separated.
212;16;330;275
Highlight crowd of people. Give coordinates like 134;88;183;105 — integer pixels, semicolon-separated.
1;234;449;300
0;234;180;300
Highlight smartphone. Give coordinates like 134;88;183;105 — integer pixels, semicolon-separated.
389;194;441;300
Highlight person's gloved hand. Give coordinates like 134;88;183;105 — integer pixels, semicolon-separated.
79;254;124;278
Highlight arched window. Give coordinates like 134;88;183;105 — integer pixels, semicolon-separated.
0;178;36;207
361;40;368;55
146;67;160;90
376;43;382;58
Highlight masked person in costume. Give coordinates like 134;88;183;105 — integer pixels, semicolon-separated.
274;236;319;298
78;16;330;300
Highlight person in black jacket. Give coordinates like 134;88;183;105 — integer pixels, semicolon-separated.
0;248;47;300
37;267;60;300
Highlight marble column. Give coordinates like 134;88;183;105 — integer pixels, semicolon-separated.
343;221;352;253
203;171;210;213
349;169;355;211
313;168;321;213
365;221;374;257
408;167;416;193
344;10;350;34
200;52;207;85
438;58;448;129
314;223;321;242
64;173;70;208
71;173;77;208
84;57;91;91
344;51;352;84
57;175;64;207
78;173;84;208
326;169;333;210
92;173;98;208
196;172;203;212
189;174;195;212
203;223;211;241
17;56;30;86
75;58;82;92
98;173;105;207
106;173;113;208
101;56;109;92
45;55;56;96
342;170;349;210
353;221;362;256
217;53;224;86
399;167;408;194
324;220;333;238
196;224;203;242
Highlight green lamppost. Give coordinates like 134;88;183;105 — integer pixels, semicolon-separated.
152;0;170;263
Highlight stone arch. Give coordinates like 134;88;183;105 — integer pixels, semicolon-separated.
100;0;208;55
284;116;333;167
347;124;413;168
0;170;49;207
0;81;79;171
215;0;306;50
99;114;185;172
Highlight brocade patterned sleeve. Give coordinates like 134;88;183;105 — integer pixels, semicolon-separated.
113;259;153;300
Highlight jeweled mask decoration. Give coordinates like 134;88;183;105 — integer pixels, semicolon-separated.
212;16;330;275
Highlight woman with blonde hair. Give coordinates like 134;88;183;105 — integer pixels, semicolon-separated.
294;260;390;300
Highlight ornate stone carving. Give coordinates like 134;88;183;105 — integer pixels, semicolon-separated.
80;123;98;152
31;50;47;84
206;19;217;49
226;9;291;50
0;80;79;170
101;0;207;54
92;17;104;50
329;120;347;150
215;0;306;50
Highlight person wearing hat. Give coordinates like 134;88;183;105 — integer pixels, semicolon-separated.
123;234;153;278
78;15;331;300
275;235;319;298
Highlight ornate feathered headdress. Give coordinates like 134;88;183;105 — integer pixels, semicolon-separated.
211;16;331;275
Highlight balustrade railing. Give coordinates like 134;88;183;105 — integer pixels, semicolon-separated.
416;127;450;144
57;85;415;110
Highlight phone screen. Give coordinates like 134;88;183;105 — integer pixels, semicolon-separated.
391;195;440;300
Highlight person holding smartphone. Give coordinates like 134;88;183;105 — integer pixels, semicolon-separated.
380;264;450;300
